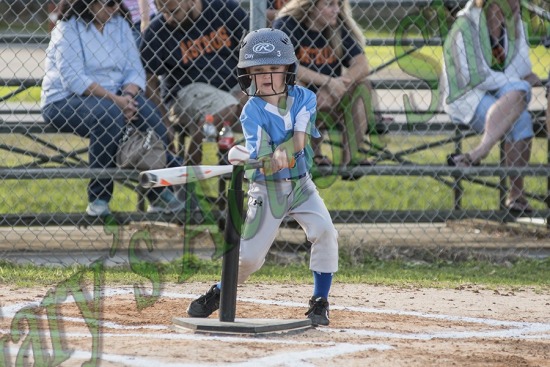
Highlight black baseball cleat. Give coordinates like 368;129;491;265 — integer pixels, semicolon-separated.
305;296;330;326
187;284;221;318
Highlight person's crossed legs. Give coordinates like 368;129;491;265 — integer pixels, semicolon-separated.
449;81;533;211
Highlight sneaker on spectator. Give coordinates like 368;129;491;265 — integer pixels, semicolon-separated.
86;199;111;217
147;189;186;214
305;296;330;326
187;284;221;317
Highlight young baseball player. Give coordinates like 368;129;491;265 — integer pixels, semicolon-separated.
187;28;339;326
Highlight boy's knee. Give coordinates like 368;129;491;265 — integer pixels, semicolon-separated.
239;255;264;279
307;224;338;245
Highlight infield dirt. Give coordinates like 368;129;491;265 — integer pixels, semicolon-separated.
1;281;549;366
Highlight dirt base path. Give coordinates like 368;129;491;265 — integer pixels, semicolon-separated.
1;282;549;366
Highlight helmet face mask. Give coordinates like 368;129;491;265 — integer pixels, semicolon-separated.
239;70;293;97
237;28;298;96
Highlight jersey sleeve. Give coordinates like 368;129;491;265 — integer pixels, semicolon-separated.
294;88;321;139
240;102;273;160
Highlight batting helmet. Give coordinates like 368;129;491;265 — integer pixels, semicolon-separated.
237;28;298;95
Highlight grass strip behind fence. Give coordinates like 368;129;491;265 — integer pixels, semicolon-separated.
1;254;549;290
1;134;549;213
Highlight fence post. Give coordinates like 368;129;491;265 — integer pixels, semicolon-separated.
453;127;463;211
499;140;507;216
250;0;267;30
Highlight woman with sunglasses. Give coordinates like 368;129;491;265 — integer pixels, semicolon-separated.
41;0;184;217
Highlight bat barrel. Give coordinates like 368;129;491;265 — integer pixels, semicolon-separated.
139;172;158;188
138;162;261;189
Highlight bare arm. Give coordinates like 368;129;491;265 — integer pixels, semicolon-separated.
343;53;370;84
121;83;141;98
145;73;166;116
271;131;306;171
296;53;369;99
296;64;349;101
266;9;278;27
138;0;151;32
296;64;332;87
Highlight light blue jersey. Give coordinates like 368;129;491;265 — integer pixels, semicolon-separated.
240;85;321;181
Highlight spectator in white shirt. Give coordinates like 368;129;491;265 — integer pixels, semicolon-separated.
41;0;184;217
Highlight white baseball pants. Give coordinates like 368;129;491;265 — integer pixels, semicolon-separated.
237;175;339;284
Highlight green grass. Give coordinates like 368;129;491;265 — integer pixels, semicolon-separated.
252;259;550;289
0;86;41;103
365;45;549;81
0;134;138;213
1;133;550;214
1;254;549;289
315;134;550;211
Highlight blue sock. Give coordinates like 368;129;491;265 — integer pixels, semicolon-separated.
312;271;333;299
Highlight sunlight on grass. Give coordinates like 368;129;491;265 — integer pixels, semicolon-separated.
0;86;41;103
2;256;548;290
1;134;549;213
365;45;549;80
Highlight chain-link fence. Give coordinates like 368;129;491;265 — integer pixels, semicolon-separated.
0;0;549;267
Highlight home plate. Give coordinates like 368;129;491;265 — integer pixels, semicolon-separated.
173;317;312;335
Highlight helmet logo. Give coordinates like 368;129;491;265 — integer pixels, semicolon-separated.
252;43;275;54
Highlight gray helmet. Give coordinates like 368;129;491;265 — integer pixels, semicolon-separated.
237;28;297;94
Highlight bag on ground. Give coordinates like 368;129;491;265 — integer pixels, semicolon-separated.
116;125;167;170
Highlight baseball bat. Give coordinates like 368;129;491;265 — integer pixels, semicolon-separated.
140;160;264;188
140;165;234;188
